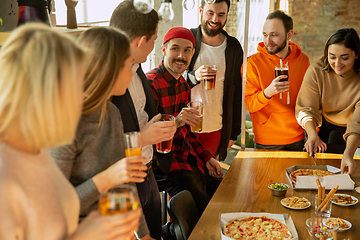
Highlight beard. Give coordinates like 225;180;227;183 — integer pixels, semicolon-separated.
265;38;287;55
201;16;226;37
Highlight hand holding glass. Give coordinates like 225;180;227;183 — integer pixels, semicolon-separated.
275;63;290;104
99;184;140;216
187;101;203;133
156;114;175;153
204;65;217;90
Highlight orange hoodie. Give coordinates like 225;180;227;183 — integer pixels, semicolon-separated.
245;41;310;145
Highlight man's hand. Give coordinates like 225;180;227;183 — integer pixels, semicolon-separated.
140;114;176;147
195;65;216;81
175;107;201;128
263;75;289;99
206;158;223;178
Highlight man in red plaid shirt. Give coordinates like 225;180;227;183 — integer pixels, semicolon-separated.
146;27;223;218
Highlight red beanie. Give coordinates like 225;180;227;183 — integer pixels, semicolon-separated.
163;27;195;47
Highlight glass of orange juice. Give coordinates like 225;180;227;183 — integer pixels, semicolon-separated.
124;131;142;157
99;184;140;216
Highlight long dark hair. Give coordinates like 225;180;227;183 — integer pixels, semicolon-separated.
321;28;360;72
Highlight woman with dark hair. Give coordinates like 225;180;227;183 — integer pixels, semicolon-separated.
296;28;360;175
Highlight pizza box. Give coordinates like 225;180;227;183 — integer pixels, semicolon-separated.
286;165;355;190
220;212;298;240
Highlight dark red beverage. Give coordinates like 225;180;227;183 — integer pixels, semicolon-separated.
275;68;289;82
156;139;173;153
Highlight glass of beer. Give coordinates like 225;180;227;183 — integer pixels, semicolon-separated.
204;65;217;90
156;114;175;153
187;101;203;133
99;184;140;216
124;131;142;157
275;63;289;102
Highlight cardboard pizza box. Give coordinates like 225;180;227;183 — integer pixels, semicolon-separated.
220;212;298;240
286;165;354;190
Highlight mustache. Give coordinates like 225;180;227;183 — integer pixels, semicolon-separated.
173;59;187;65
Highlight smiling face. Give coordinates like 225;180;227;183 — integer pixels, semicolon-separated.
200;2;228;37
162;38;195;79
263;18;290;56
328;43;358;76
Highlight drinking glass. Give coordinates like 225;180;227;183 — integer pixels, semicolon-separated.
124;131;142;157
275;63;289;103
315;194;332;218
187;101;203;133
204;65;217;90
156;114;175;153
99;184;140;216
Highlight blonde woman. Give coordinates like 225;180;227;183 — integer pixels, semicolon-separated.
50;26;152;238
0;23;141;239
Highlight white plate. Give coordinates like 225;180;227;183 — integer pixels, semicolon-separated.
280;197;311;210
323;218;352;232
331;193;358;206
355;186;360;194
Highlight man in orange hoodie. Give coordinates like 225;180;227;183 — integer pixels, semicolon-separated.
245;10;310;150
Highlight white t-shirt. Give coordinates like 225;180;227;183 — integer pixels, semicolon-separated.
128;64;153;163
191;37;227;132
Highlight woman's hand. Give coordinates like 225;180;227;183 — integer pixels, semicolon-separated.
68;209;141;240
304;134;319;157
341;154;356;175
93;157;148;193
316;138;327;153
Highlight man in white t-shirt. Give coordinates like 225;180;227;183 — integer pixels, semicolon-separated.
183;0;243;170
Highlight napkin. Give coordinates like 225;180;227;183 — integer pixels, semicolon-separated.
295;174;355;190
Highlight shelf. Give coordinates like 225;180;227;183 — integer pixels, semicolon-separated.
0;26;90;46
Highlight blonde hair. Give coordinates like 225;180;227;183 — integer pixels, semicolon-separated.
78;27;130;124
0;23;85;149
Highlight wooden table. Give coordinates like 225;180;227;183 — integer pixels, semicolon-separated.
188;150;360;239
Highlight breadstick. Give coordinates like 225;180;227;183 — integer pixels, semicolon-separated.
321;186;325;200
317;179;322;206
332;231;337;240
320;185;339;212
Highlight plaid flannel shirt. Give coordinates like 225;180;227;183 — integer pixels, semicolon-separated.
146;61;213;173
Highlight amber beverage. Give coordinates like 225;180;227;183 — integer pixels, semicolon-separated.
187;101;204;133
156;138;174;154
204;65;217;90
156;114;175;154
124;132;141;157
125;147;142;157
99;185;139;216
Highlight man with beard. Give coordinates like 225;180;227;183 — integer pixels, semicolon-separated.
146;27;223;240
183;0;243;166
245;10;310;151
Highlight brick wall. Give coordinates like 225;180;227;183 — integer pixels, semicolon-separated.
289;0;360;63
225;0;239;37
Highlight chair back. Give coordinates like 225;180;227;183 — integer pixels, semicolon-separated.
167;190;200;240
